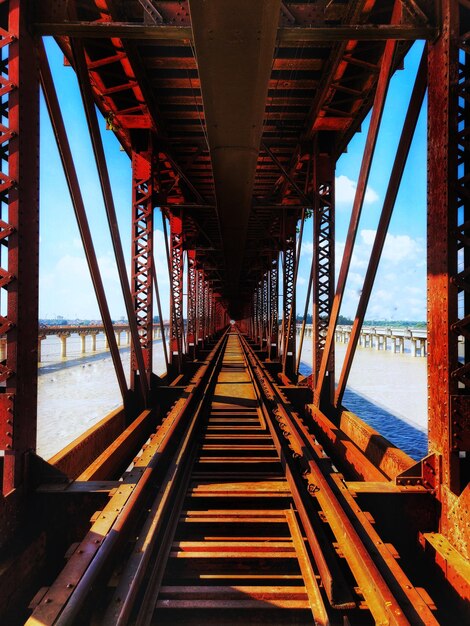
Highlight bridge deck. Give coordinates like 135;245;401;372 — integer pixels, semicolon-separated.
23;329;455;626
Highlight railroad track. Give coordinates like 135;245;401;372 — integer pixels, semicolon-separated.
27;329;440;626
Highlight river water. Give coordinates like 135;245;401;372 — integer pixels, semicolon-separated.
37;333;428;461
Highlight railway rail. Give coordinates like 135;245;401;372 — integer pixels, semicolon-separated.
24;328;454;626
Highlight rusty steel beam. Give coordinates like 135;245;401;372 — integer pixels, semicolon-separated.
187;249;197;360
33;22;437;41
282;217;297;377
70;39;149;403
263;143;312;207
314;3;401;406
166;211;184;369
189;0;281;308
131;149;154;394
38;42;128;405
335;47;427;408
312;154;335;402
296;259;314;377
0;0;40;493
427;0;470;576
268;256;279;360
151;259;169;374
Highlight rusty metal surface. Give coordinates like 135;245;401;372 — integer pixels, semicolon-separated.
28;0;427;315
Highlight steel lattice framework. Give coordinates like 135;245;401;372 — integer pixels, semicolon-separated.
282;222;296;376
0;1;469;622
131;151;154;389
187;248;197;359
313;155;335;398
169;212;184;366
0;0;39;493
269;257;279;359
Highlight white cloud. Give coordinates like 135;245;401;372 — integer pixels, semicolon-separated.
335;175;379;207
39;229;172;321
296;228;426;322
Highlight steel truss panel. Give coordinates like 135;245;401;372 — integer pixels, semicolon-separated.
282;218;296;376
187;248;197;359
131;151;154;389
313;155;335;403
269;257;279;359
427;0;470;548
0;0;39;494
169;211;184;363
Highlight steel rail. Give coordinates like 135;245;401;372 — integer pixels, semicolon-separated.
102;330;229;625
239;331;439;625
26;332;228;626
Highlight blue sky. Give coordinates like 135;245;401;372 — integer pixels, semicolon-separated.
39;38;427;322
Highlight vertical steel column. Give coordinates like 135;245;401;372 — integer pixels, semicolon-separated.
187;249;197;359
428;0;469;517
253;285;259;342
131;150;154;393
197;269;204;347
282;218;296;376
169;211;184;367
269;256;279;359
1;0;39;493
313;154;335;405
262;273;269;350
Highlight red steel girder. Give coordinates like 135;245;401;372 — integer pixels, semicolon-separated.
427;0;470;537
313;152;335;404
186;248;197;359
282;216;297;377
0;0;39;493
334;48;427;408
169;211;184;367
131;149;154;391
269;256;279;360
314;6;401;406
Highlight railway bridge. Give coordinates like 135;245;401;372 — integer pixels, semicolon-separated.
0;1;469;624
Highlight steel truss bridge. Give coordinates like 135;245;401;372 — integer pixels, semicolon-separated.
0;1;468;624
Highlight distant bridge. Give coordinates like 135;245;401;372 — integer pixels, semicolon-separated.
17;323;430;362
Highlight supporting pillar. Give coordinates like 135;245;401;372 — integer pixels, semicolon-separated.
131;149;154;393
282;217;296;377
37;336;46;363
115;331;121;348
313;153;335;404
187;249;197;359
80;333;87;355
91;332;98;352
169;211;184;368
0;0;40;494
197;269;205;348
59;334;69;359
269;256;279;359
427;0;470;564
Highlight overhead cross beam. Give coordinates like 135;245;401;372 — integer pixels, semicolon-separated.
33;22;438;41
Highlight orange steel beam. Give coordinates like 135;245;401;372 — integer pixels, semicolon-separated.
70;39;150;403
33;22;437;41
314;1;402;407
0;0;40;493
427;0;470;578
38;41;128;404
334;46;427;407
131;147;154;394
312;152;335;400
